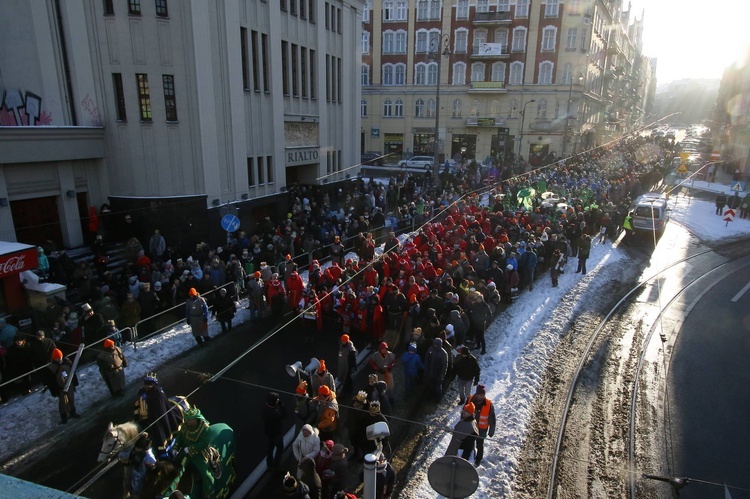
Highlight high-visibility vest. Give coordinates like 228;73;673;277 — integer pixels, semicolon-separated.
469;395;493;430
623;216;633;231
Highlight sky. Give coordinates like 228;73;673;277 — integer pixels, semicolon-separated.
627;0;750;83
2;177;749;498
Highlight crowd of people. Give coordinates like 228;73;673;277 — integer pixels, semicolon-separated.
0;133;676;497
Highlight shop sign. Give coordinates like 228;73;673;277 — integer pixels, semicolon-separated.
372;127;380;137
0;248;38;278
286;148;320;166
477;117;496;127
384;133;404;145
529;120;563;132
412;127;435;134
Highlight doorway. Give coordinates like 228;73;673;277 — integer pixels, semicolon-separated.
11;196;63;247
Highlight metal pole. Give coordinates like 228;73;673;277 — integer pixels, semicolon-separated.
363;453;378;499
433;52;441;184
64;343;84;393
562;77;574;157
518;100;535;162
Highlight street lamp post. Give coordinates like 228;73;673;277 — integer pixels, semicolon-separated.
430;34;450;184
562;74;584;157
517;99;536;161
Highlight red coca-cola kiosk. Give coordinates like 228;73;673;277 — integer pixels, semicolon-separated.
0;242;38;313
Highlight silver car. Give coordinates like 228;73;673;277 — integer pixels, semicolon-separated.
398;156;433;170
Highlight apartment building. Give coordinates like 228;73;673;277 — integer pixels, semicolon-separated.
0;0;364;249
361;0;651;167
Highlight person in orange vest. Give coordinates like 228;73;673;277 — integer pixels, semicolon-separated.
467;384;496;467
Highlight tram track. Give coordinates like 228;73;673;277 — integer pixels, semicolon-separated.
544;240;750;498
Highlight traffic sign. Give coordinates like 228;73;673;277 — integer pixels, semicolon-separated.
221;214;241;232
724;208;735;226
730;181;745;192
427;456;479;498
676;163;688;174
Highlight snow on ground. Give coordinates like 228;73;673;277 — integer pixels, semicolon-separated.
0;182;747;491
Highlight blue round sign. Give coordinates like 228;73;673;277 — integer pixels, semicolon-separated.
221;214;241;232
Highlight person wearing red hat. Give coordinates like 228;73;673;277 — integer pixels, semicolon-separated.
445;402;479;460
313;385;339;441
185;288;210;345
311;360;336;396
45;348;80;423
336;335;357;395
369;342;397;405
96;338;128;397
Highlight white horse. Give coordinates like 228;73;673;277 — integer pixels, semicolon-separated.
98;421;140;463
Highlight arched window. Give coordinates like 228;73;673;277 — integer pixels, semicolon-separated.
452;98;462;117
383;99;392;117
383;64;394;85
490;99;500;116
512;27;527;52
508;98;518;118
539;61;554;84
415;98;425;117
536;99;547;119
415;63;427;85
452;62;466;85
471;62;486;82
427;98;436;118
562;63;573;84
361;64;370;86
395;64;406;85
395;98;404;117
491;62;506;82
541;26;557;51
361;99;367;117
509;62;524;85
427;62;438;85
471;98;481;117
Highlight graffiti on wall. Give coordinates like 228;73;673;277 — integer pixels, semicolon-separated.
0;89;53;126
80;93;102;126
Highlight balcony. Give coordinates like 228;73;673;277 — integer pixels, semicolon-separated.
470;44;510;59
472;11;512;25
468;81;507;93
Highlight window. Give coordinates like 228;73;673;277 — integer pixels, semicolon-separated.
308;0;315;22
427;62;438;85
562;63;573;84
290;0;297;16
135;73;151;121
383;99;393;117
257;156;265;185
155;0;168;17
537;99;547;119
281;41;289;95
457;0;468;19
452;62;466;85
300;0;306;18
337;57;342;102
112;73;126;121
266;156;274;184
103;0;114;16
247;158;255;187
362;32;370;53
415;98;425;117
516;0;529;18
291;44;299;96
337;8;342;34
477;0;489;13
471;63;485;82
415;63;426;85
324;3;329;28
362;0;370;22
309;49;316;98
454;29;468;53
490;99;500;116
491;62;506;82
395;31;407;53
541;27;556;51
383;0;394;20
498;0;510;11
383;31;394;53
417;0;428;20
427;98;435;117
416;30;428;53
383;64;394;85
508;98;518;118
361;99;368;117
512;27;527;52
396;0;407;20
261;33;270;92
395;99;403;117
545;0;560;17
162;75;177;121
395;63;406;85
281;0;287;11
452;98;462;117
568;0;582;14
241;28;249;89
128;0;141;15
471;98;481;117
509;62;523;85
494;28;509;50
473;29;487;49
429;0;440;19
301;47;308;97
362;64;370;85
567;28;578;49
538;61;553;84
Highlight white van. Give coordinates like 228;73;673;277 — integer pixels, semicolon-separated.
632;192;670;237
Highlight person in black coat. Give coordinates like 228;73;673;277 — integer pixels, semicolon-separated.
133;372;182;452
575;234;592;275
212;287;236;333
5;334;34;396
262;391;288;470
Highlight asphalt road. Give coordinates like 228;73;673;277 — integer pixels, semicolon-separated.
6;310;364;497
669;255;750;498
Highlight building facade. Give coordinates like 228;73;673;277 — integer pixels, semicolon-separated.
715;49;750;177
361;0;651;167
0;0;363;250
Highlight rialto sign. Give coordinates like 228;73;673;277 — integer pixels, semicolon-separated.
286;148;320;167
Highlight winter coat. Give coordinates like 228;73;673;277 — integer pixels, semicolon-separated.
133;385;181;448
185;296;209;337
578;236;592;259
212;293;236;322
263;399;288;438
453;353;480;383
400;349;424;377
424;342;448;381
293;424;321;462
96;346;128;394
119;299;142;328
336;341;358;382
445;417;479;456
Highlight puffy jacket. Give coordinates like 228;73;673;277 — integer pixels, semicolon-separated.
292;424;321;462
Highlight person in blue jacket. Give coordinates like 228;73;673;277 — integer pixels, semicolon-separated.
400;343;424;395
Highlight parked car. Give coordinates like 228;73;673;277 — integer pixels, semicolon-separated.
632;192;670;238
398;156;433;170
361;151;385;166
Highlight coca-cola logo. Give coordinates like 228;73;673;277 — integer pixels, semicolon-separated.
0;255;26;275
